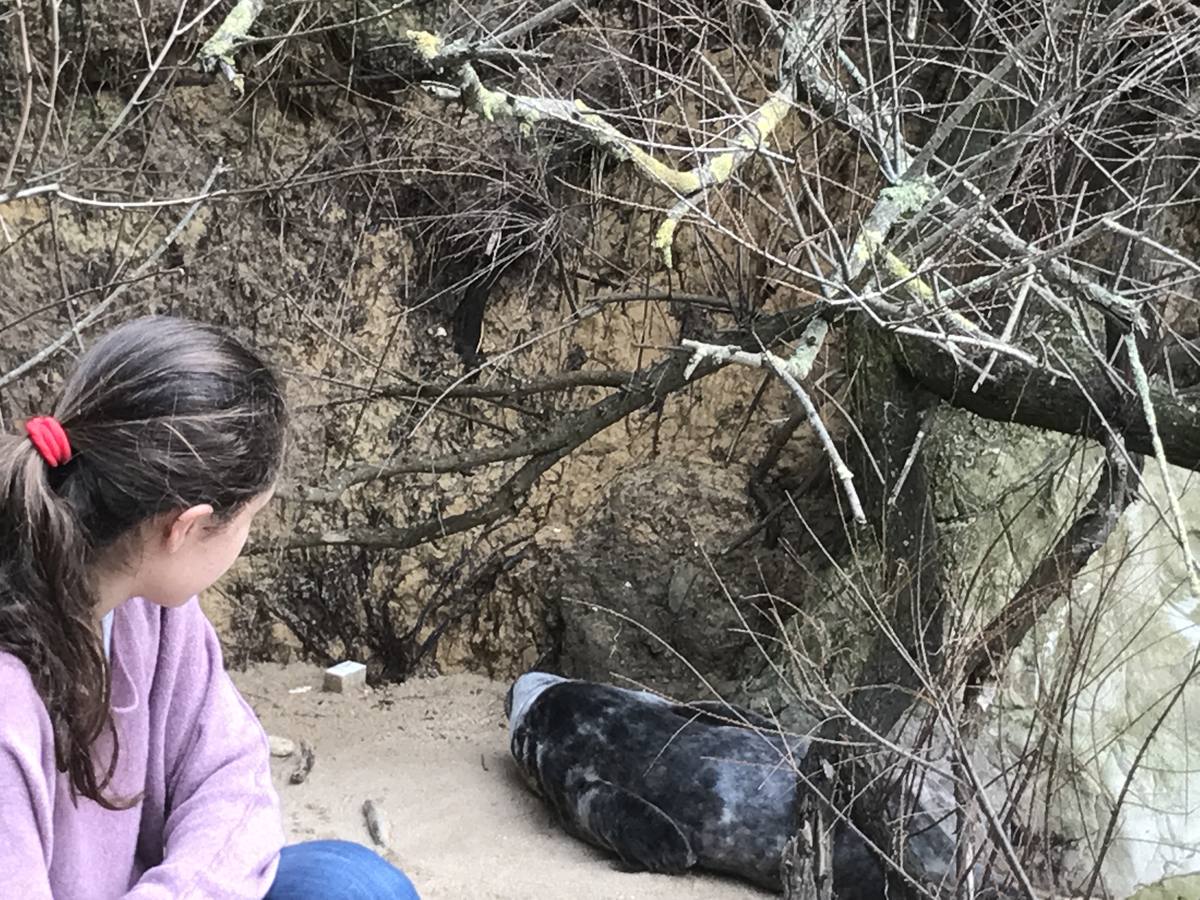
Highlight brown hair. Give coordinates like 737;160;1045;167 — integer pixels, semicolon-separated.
0;315;287;807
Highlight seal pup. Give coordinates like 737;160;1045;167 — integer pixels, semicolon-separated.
504;672;887;896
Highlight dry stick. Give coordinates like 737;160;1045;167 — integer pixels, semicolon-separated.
1126;335;1200;598
486;0;579;46
971;266;1035;393
1102;217;1200;278
2;0;34;190
0;162;225;390
30;0;61;174
0;182;60;205
763;353;866;526
679;327;867;526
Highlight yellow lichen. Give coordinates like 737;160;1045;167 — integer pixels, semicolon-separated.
653;218;680;269
404;30;444;61
881;250;934;302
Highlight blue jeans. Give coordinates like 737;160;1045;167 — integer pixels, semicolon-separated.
265;840;421;899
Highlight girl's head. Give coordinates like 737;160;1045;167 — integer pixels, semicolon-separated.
0;315;287;805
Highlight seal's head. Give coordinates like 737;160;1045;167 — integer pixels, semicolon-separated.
505;671;569;736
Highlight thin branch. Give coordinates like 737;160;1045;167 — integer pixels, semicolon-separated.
1126;335;1200;598
281;306;820;515
680;318;866;526
487;0;579;46
0;162;227;390
0;182;60;204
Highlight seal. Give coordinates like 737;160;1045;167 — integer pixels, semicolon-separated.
504;672;888;896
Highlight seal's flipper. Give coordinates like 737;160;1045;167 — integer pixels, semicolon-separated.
666;700;780;732
568;777;697;873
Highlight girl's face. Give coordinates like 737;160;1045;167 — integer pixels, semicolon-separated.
133;488;275;609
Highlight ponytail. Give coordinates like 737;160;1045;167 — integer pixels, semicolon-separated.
0;433;123;807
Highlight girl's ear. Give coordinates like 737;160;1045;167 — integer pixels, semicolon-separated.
164;504;215;554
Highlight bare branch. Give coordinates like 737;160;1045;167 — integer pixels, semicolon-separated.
964;437;1140;688
679;318;866;525
0;161;227;389
267;306;822;547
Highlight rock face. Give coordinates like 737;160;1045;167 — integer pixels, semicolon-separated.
926;408;1200;897
997;470;1200;897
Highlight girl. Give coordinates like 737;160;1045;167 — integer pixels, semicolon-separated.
0;316;420;899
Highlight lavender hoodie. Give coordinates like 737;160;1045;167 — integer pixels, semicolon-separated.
0;597;284;898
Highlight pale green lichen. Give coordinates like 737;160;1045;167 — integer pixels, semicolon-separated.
1127;874;1200;900
879;177;935;214
197;0;264;94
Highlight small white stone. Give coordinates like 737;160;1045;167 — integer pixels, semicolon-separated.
323;661;368;693
268;735;296;758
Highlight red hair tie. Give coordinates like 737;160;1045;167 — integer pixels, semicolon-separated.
25;416;72;468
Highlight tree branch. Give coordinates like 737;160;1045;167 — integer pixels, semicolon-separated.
405;5;820;268
964;437;1141;690
898;336;1200;473
262;305;822;548
198;0;265;94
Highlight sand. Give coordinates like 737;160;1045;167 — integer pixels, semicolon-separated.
233;664;769;900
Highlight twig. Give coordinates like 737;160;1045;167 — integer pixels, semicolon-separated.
680;325;866;526
971;267;1035;392
0;182;60;204
0;161;226;390
1126;335;1200;598
1;0;34;190
887;417;929;508
487;0;578;46
1102;217;1200;278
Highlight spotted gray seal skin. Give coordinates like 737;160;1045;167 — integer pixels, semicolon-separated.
504;672;886;896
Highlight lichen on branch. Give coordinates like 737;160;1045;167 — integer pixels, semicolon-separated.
404;11;810;269
197;0;265;94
